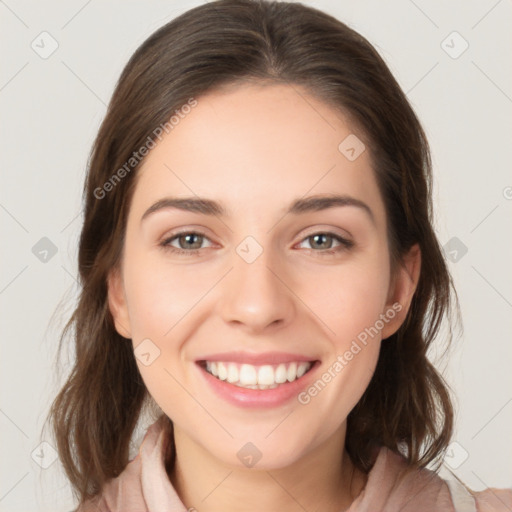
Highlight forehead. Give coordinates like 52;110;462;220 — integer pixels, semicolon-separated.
130;83;386;225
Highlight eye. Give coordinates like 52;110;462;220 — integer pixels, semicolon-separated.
296;232;353;254
159;230;353;256
160;231;213;255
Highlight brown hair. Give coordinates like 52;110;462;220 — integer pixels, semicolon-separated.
45;0;458;505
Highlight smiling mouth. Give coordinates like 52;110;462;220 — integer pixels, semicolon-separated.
198;360;316;390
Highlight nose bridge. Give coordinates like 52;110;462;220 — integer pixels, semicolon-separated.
218;237;295;331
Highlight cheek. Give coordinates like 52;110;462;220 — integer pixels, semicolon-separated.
294;254;391;341
122;253;207;418
296;260;388;421
123;250;217;338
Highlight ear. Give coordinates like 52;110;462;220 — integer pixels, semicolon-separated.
381;243;421;340
107;267;132;339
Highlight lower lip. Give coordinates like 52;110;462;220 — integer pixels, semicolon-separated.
196;361;320;408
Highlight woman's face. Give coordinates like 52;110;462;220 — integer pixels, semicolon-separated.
108;83;418;469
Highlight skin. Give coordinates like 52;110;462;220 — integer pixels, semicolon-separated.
108;82;421;512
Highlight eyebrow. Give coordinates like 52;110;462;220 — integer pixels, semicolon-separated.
140;194;375;224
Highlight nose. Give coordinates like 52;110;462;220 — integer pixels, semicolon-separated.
218;247;296;334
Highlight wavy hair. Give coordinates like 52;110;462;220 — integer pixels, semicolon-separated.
45;0;459;505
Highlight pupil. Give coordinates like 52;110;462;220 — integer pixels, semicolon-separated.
312;234;331;249
181;233;201;249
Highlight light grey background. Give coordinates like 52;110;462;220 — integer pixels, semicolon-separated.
1;0;511;510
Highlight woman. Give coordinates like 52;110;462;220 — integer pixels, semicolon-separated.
46;1;512;510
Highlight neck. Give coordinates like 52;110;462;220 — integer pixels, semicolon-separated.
168;424;366;512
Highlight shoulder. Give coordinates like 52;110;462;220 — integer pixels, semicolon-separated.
74;454;146;512
74;417;181;512
440;466;512;512
471;488;512;512
354;446;512;512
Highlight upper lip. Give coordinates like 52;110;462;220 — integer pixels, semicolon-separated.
196;351;318;365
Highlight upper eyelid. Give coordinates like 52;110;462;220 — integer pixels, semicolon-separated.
163;230;215;247
294;226;353;243
162;223;352;238
297;232;351;245
162;228;352;248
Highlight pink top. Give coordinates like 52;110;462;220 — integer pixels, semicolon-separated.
78;419;512;512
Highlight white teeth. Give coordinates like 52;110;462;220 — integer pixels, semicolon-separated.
297;362;309;378
208;361;218;377
227;363;239;383
275;364;288;384
217;362;228;381
287;362;297;382
239;364;258;385
203;360;313;389
257;365;274;386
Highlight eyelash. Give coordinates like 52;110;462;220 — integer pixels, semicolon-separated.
159;230;354;257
